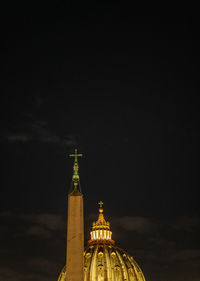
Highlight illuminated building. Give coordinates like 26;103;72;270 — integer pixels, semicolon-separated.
58;149;146;281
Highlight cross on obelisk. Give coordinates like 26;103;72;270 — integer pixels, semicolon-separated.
69;148;83;163
69;149;83;186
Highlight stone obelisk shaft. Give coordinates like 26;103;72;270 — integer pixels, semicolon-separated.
66;189;84;281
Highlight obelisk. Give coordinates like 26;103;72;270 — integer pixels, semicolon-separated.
66;149;84;281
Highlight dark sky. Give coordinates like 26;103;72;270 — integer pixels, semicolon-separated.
0;3;200;281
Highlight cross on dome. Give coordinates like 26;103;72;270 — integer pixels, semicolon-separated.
98;201;103;208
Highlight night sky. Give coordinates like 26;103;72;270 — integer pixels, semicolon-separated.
0;3;200;281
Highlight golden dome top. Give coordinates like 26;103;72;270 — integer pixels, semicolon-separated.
92;201;110;230
89;202;114;245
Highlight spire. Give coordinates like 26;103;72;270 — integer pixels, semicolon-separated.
96;201;107;225
69;148;83;190
89;202;114;244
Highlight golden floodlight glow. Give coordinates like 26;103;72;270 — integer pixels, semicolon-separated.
89;201;113;243
57;153;146;281
58;201;146;281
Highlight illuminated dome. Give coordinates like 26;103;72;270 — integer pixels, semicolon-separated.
58;202;146;281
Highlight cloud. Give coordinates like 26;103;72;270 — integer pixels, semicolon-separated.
5;134;33;142
133;247;200;272
3;131;61;145
28;257;59;274
0;211;12;217
173;216;200;232
0;267;27;281
26;226;53;238
0;101;78;148
0;211;65;239
173;249;200;262
113;216;156;233
149;236;175;249
19;213;65;237
0;265;57;281
0;211;65;280
22;213;65;231
1;124;77;148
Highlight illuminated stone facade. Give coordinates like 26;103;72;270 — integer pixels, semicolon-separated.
58;203;146;281
58;149;146;281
